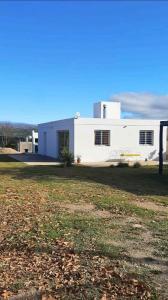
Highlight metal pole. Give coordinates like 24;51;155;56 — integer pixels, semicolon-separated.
159;123;163;175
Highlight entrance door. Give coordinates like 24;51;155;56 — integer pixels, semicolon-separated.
43;132;47;155
35;145;38;153
58;131;69;157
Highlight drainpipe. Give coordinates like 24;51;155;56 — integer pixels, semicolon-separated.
159;123;163;175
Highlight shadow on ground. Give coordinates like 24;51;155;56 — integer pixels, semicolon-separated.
0;154;168;197
6;153;58;163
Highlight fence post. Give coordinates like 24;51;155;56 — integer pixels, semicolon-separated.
159;123;163;175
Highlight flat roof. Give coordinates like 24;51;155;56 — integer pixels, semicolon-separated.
38;117;164;127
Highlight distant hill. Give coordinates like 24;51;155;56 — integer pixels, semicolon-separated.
0;122;37;148
0;121;37;129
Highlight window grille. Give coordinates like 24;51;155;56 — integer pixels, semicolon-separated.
95;130;110;146
139;130;154;145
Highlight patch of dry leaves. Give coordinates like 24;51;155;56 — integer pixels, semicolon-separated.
0;183;152;299
0;239;152;299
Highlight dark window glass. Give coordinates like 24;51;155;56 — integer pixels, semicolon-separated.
95;130;110;146
58;131;69;155
139;130;154;145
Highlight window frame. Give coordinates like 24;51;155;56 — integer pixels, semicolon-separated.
57;130;70;155
94;130;110;146
139;130;154;146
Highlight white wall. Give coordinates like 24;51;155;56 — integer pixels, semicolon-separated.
32;130;38;153
93;101;121;119
38;117;167;163
74;118;167;162
38;119;74;158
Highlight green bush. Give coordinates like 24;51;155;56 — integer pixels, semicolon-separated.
109;164;115;168
133;162;141;168
116;162;129;168
60;147;74;167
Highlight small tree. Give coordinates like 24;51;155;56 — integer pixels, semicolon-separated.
60;147;74;167
0;123;13;148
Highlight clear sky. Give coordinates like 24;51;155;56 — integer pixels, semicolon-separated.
0;1;168;123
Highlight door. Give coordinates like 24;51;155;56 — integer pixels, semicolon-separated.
35;145;38;153
58;131;69;157
43;132;47;155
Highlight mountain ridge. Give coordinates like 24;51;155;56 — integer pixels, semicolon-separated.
0;121;37;129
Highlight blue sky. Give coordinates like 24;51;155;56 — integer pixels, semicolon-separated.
0;1;168;123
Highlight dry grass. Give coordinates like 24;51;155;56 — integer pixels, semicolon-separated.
0;156;168;299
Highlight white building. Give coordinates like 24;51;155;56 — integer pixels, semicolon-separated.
18;130;38;153
38;101;167;163
32;130;38;153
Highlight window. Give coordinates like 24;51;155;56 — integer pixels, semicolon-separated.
139;130;154;145
58;130;69;155
95;130;110;146
35;138;38;143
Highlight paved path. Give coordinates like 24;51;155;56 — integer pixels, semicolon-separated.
9;153;61;166
9;153;167;167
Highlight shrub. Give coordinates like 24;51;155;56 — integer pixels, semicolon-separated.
76;155;81;164
133;162;141;168
60;147;74;167
116;162;129;168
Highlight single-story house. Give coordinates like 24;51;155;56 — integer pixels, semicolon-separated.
38;101;167;163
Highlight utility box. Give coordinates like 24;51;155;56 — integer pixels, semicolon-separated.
93;101;121;119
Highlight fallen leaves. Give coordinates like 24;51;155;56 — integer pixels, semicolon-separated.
0;239;152;299
0;171;153;299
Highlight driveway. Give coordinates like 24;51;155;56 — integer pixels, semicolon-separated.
9;153;61;166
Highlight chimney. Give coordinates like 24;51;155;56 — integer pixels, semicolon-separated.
93;101;121;119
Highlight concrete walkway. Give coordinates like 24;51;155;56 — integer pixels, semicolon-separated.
9;153;167;167
9;153;61;166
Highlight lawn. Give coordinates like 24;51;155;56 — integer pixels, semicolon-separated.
0;155;168;299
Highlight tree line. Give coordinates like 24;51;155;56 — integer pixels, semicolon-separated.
0;123;36;149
